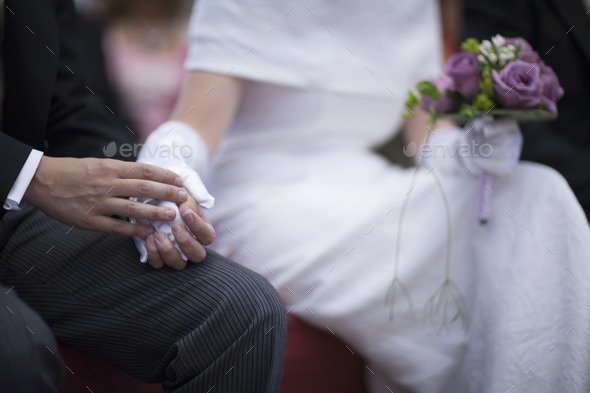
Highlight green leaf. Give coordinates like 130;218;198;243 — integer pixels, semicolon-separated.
460;38;480;54
479;65;496;98
416;81;440;99
403;90;421;119
459;104;474;119
405;90;421;108
474;93;494;111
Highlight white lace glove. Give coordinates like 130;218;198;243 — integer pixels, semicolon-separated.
420;117;523;177
131;121;214;263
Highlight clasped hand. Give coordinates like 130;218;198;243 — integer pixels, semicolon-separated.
24;156;214;270
132;191;215;270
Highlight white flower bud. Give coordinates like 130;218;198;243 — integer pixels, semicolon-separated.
492;34;505;48
499;53;510;65
480;40;493;55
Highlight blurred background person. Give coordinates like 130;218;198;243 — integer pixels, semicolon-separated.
463;0;590;221
78;0;192;142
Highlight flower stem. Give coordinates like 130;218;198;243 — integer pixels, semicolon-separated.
430;169;452;278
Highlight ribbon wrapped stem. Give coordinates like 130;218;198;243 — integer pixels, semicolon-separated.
478;171;494;225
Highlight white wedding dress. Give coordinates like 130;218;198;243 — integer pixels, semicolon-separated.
186;1;590;392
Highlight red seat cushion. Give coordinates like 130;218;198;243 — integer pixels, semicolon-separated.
58;315;366;393
279;315;367;393
58;345;162;393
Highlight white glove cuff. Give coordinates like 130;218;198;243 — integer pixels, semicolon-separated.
138;121;209;174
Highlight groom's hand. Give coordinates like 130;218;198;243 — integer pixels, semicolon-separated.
145;192;215;270
23;156;188;236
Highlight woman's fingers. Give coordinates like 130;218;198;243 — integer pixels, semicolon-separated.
179;199;215;245
146;235;165;269
154;232;187;270
172;223;207;262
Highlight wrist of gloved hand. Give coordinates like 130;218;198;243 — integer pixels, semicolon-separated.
137;121;214;208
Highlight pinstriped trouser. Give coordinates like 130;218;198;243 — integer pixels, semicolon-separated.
0;206;287;393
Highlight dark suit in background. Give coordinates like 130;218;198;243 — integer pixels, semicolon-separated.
464;0;590;221
0;0;286;391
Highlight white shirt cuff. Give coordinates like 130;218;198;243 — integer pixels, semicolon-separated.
4;149;44;210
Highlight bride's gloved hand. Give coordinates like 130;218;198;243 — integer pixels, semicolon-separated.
419;117;523;177
459;117;523;176
132;121;215;267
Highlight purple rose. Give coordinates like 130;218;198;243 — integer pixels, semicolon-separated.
538;62;564;114
444;52;481;100
492;60;543;109
421;76;459;113
505;37;540;63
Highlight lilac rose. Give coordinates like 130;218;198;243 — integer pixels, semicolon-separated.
505;37;540;63
444;52;481;100
538;62;564;114
421;76;459;113
492;60;543;109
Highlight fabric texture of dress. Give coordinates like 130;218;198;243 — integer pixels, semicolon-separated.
186;1;590;391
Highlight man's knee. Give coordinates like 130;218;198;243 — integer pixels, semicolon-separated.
215;256;286;331
0;292;64;391
171;258;287;391
178;255;287;359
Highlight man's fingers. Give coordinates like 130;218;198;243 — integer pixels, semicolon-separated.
154;232;187;270
107;198;178;221
172;223;207;263
92;216;155;237
113;179;188;203
120;162;182;186
146;235;165;269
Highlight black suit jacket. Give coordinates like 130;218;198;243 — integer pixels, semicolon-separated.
0;0;135;220
463;0;590;220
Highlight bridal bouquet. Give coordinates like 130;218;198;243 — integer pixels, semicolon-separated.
404;35;563;224
386;37;564;332
404;35;564;122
